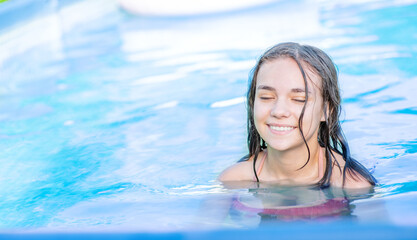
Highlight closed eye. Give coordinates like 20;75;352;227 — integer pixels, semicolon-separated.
293;99;306;103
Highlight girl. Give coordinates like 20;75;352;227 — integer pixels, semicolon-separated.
219;42;376;188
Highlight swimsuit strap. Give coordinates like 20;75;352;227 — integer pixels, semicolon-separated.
257;151;267;176
254;151;267;181
318;147;324;178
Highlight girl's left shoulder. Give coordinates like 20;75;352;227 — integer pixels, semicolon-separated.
330;152;373;189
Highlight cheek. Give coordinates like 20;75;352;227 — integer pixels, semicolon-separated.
253;101;267;132
253;100;268;121
310;107;324;128
301;102;324;128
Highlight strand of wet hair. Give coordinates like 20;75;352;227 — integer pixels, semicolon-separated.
295;58;311;171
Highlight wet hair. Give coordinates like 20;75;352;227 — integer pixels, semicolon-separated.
245;42;376;187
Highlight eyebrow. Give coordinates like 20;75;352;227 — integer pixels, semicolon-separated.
257;85;311;93
291;88;311;93
257;85;276;91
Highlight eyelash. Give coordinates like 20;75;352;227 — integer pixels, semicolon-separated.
258;96;306;102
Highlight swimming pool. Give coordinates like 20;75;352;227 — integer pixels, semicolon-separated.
0;0;417;237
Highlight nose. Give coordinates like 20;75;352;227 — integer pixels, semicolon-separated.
270;98;291;118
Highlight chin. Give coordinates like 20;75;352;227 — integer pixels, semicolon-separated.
267;144;293;152
266;141;306;152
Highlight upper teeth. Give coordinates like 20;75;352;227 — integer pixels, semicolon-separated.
270;126;294;131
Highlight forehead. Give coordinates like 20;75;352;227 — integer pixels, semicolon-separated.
256;58;322;91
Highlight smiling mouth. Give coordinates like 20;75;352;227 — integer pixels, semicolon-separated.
269;125;296;132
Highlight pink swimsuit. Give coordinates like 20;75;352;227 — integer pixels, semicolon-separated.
231;196;349;219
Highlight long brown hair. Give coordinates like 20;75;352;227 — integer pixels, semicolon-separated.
245;42;376;187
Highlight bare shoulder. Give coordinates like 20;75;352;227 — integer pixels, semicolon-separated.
343;169;373;189
218;159;254;182
330;152;373;189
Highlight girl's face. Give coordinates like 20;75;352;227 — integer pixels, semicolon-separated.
254;58;325;152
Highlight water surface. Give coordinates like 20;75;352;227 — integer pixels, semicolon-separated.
0;0;416;231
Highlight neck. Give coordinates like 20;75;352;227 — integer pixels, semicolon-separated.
265;141;322;183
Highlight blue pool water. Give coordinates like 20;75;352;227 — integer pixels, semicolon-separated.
0;0;417;234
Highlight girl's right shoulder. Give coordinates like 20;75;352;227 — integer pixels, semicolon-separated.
218;156;254;182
